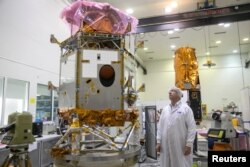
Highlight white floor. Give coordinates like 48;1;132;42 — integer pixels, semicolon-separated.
137;157;160;167
138;156;208;167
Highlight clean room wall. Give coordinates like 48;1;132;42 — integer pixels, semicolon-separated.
0;0;70;118
139;53;249;113
135;20;250;116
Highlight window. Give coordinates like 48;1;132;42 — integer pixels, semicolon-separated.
0;77;4;125
36;84;52;121
2;78;29;125
36;84;58;122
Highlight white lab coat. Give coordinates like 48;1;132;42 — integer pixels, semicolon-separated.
157;100;196;167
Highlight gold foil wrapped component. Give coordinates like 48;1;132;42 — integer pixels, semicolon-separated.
81;22;96;33
58;108;139;127
61;1;138;35
51;148;71;157
127;109;139;124
174;47;199;90
124;89;138;107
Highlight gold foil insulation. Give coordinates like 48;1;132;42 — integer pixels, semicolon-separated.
58;108;139;127
174;47;199;90
51;148;71;157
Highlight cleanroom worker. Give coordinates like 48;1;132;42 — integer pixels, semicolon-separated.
156;87;196;167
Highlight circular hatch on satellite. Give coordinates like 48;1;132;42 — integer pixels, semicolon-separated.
99;65;115;87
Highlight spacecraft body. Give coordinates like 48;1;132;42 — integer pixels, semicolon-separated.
51;1;140;166
51;27;140;167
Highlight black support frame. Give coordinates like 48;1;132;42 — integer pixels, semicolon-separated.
137;3;250;33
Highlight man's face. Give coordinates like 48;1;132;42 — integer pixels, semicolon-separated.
169;90;179;101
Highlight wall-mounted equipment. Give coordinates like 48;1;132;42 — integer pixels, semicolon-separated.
203;59;216;68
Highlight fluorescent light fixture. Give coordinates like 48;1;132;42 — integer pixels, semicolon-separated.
233;50;238;53
126;8;134;14
171;1;178;8
224;23;230;27
170;45;176;49
174;28;180;31
167;30;174;34
165;7;172;13
206;52;210;55
243;38;249;41
215;40;221;44
143;47;148;51
218;23;224;26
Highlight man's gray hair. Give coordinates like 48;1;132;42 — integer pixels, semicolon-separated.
169;87;183;98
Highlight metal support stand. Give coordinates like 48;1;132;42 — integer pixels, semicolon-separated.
1;144;32;167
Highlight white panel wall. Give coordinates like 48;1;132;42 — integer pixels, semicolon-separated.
240;87;250;129
141;58;175;102
243;52;250;85
139;53;249;113
0;0;70;117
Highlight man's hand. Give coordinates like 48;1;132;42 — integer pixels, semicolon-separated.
156;143;161;153
184;146;191;155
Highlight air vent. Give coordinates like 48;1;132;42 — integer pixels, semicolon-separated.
169;37;180;39
146;51;155;54
209;46;218;48
203;60;216;68
214;31;226;35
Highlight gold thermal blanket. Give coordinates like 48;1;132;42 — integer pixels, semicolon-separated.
174;47;199;90
58;108;139;127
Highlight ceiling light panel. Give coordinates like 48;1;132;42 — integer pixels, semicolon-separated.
171;1;178;8
215;40;221;44
170;45;176;49
167;30;174;34
126;8;134;14
165;7;172;13
243;38;249;41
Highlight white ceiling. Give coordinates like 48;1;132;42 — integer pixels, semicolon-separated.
94;0;250;19
136;21;250;61
93;0;250;61
70;0;250;61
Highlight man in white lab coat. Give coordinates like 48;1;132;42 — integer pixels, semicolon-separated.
156;87;196;167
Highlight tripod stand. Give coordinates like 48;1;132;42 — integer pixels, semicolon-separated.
1;144;32;167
